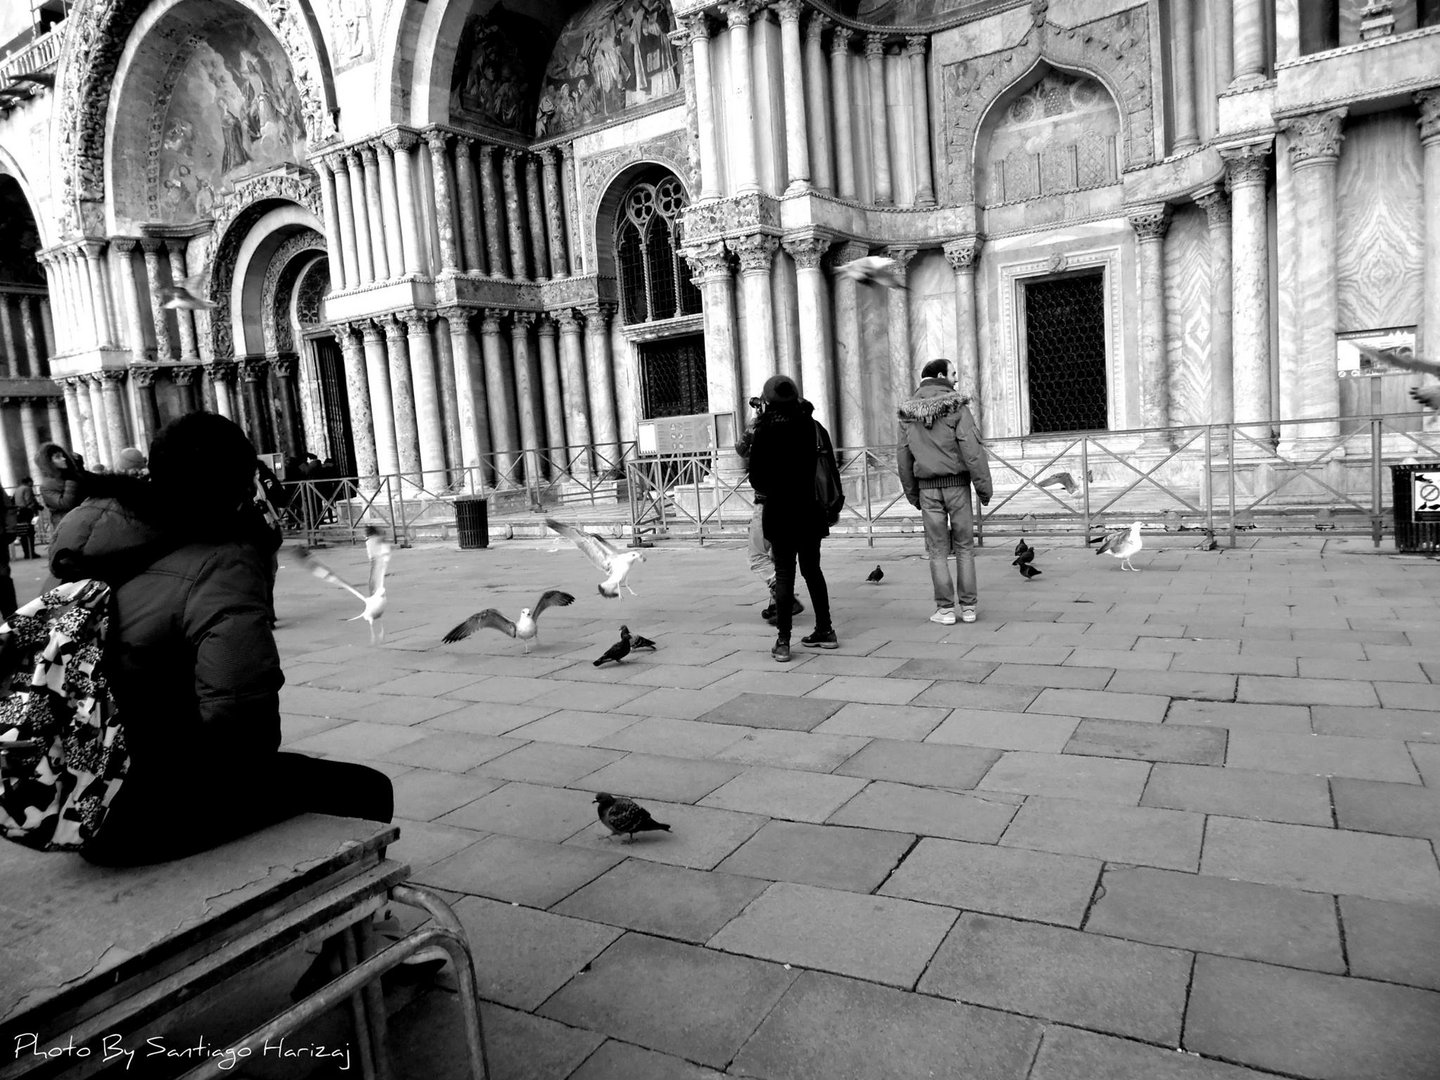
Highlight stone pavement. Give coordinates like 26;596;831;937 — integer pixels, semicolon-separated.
21;530;1433;1080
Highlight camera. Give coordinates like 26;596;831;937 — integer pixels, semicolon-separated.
748;397;764;411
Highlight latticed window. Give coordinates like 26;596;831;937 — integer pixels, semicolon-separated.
615;176;701;325
1024;272;1109;434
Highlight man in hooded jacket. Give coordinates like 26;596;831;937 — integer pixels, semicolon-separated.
897;358;993;626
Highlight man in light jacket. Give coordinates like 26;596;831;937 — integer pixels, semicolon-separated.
897;358;993;625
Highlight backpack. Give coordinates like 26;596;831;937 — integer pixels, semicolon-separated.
813;421;845;526
0;579;127;851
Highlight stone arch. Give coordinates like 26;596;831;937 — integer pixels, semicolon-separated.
0;147;52;251
580;131;693;273
55;0;335;237
262;234;325;353
939;4;1154;205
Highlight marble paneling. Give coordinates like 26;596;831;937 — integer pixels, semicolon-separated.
910;252;958;381
1276;136;1300;426
1163;202;1212;427
1275;0;1300;63
1275;32;1440;114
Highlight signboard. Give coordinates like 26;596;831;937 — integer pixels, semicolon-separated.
1337;329;1416;378
636;413;737;457
1414;470;1440;522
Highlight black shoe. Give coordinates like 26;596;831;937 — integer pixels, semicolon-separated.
771;637;792;663
790;599;805;616
761;603;777;623
801;627;839;649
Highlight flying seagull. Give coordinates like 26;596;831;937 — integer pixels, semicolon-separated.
628;627;658;650
441;590;575;653
1089;521;1147;572
1036;469;1093;495
157;272;214;311
1354;345;1440;408
293;527;391;644
866;564;884;584
546;518;645;598
594;792;671;843
593;626;632;666
833;255;908;290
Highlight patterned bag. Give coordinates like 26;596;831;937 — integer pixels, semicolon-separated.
0;580;127;851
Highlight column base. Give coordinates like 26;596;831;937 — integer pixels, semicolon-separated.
783;181;813;198
1137;432;1177;454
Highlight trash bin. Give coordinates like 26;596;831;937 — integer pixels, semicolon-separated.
1390;463;1440;553
455;495;489;549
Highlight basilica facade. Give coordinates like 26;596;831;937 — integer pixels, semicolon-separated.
0;0;1436;493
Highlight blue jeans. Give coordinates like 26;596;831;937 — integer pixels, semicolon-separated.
920;485;977;608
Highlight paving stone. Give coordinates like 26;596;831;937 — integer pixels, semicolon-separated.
562;800;767;870
278;713;349;746
1186;954;1440;1080
433;1002;602;1080
833;738;1000;789
804;674;933;705
827;780;1018;842
699;765;867;822
977;750;1151;804
1171;651;1299;676
412;833;623;906
551;859;769;943
375;670;487;696
924;709;1080;752
565;1041;724;1080
1201;817;1440;905
571;752;745;803
437;674;556;704
379;731;525;772
616;663;732;689
1298;658;1431;683
614;686;746;720
709;881;957;987
390;769;505;821
1237;675;1379;707
1313;706;1440;742
524;680;655;712
1376;681;1440;712
1063;647;1173;671
1106;670;1237;701
1332;776;1440;845
595;716;751;757
1164;699;1311;734
452;895;622;1010
1029;1025;1276;1080
966;644;1075;665
285;720;428;759
812;702;950;740
1141;763;1333;826
692;691;845;731
1027;687;1170;723
800;653;909;677
730;970;1042;1080
417;701;557;736
502;709;644;746
1064;718;1227;765
388;819;483;873
983;663;1114;689
1086;866;1343;971
880;837;1101;927
1411;741;1440;786
910;681;1042;712
917;913;1190;1044
1002;796;1203;870
1339;895;1440;992
471;742;627;786
1242;639;1366;660
537;933;796;1069
715;819;914;892
713;729;870;772
1227;731;1419;783
436;781;597;843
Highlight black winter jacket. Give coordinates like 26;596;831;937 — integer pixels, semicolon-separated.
747;401;838;541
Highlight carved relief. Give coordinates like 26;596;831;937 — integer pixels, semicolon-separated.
1193;186;1230;226
782;235;833;270
681;240;732;284
1284;109;1347;167
727;233;778;275
578;128;692;232
1220;142;1271;189
943;237;982;271
296;261;329;327
1126;203;1171;241
677;192;780;244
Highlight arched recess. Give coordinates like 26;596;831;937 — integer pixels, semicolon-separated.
226;204;324;357
579;131;693;274
0;148;52;251
262;234;326;355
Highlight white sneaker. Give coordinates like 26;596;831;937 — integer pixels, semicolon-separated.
960;606;977;623
929;608;957;625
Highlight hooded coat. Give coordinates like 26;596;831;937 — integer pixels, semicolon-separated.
747;399;837;540
896;380;993;504
34;442;85;528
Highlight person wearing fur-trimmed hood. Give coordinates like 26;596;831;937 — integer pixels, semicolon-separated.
897;358;993;626
34;442;87;533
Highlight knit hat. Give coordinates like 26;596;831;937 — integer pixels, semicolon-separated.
115;447;147;473
761;375;799;406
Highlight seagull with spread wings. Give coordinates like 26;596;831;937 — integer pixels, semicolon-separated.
546;518;645;598
1354;344;1440;408
833;255;908;291
441;590;575;653
157;272;214;311
1088;521;1147;572
293;527;391;644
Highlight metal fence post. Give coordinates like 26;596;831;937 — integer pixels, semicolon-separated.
1079;438;1091;545
1371;417;1383;548
863;449;874;547
1203;425;1214;534
393;476;410;548
1226;424;1236;546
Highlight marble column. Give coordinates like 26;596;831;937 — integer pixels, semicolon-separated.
166;245;199;361
723;2;760;194
524;155;551;282
1128;204;1173;445
501;149;529;280
1232;0;1266;84
0;405;17;491
865;35;893;205
385;132;427;276
327;153;360;288
61;379;85;457
382;315;422;483
1214;0;1234;88
1194;185;1235;425
1222;144;1273;429
1285;109;1345;435
83;242;116;347
81;375;107;465
238;363;269;449
453;137;486;275
1172;0;1198;151
18;402;40;479
316;157;347;288
560;146;584;274
334;326;378;484
906;36;936;206
556;311;592;471
39;298;56;363
425;131;461;274
109;239;148;367
730;235;779;401
46;397;67;452
375;139;413;277
345;151;376;284
883;247;916;416
685;242;742;419
20;295;44;376
360;146;391;281
442;308;491;480
831;240;867;448
1415;92;1440;400
60;251;90;350
776;0;812;194
480;310;519;482
783;235;836;431
131;365;160;448
398;311;444;482
805;15;833;194
361;321;400;478
271;355;305;458
831;28;856;199
509;313;542;479
0;298;15;377
140;240;175;363
430;315;463;480
99;370;131;460
685;15;723;200
942;238;983;429
206;361;233;422
478;145;509;277
541;150;570;278
536;316;567;460
581;304;621;473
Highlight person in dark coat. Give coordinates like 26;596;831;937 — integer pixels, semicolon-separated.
49;412;392;866
745;375;840;663
34;442;86;533
13;476;39;559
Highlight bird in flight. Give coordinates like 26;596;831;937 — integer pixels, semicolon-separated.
1354;344;1440;408
1037;470;1092;495
157;272;214;311
293;527;391;644
593;626;633;666
866;565;884;584
546;518;645;598
833;255;908;290
1089;521;1147;571
594;792;671;843
441;590;575;653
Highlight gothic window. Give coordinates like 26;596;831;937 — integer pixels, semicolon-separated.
615;175;701;325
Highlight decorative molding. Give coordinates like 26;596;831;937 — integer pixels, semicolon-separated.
261;232;325;353
1193;185;1231;226
943;237;983;271
728;233;779;274
1219;142;1272;188
1284;109;1347;167
1416;89;1440;145
782;234;833;270
577;128;694;262
678;192;781;245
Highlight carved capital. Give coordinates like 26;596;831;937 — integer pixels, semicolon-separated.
129;365;158;388
139;237;165;256
681;13;711;42
782;235;832;270
343;149;363;172
1126;203;1171;241
402;309;432;335
361;320;385;344
170;364;200;386
110;237;137;255
721;1;754;29
1192;185;1231;226
322;151;348;174
1284;109;1346;167
359;144;379;167
831;26;853;53
209;361;238;383
683;241;733;283
271;355;298;378
438;306;469;326
579;302;615;328
884;247;918;269
831;240;869;267
1220;142;1271;188
728;233;779;274
805;13;830;42
535;314;559;337
904;35;928;58
424;129;451;157
383;129;419;154
239;361;265;383
81;240;106;260
381;313;407;341
511;311;537;333
865;33;887;60
773;0;803;23
1416;89;1440;145
556;309;584;333
480;310;505;333
943;237;983;271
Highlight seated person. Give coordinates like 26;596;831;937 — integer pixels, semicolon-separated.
49;412;392;866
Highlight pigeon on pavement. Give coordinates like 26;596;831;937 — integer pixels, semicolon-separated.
833;255;908;290
442;590;575;653
546;518;645;598
593;626;633;666
293;528;391;644
866;564;884;583
628;627;658;650
594;792;671;842
1013;539;1041;579
1089;521;1146;571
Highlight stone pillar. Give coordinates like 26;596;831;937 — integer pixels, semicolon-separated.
82;375;107;465
1172;0;1198;151
581;303;621;473
237;362;269;450
1232;0;1266;84
906;36;936;206
345;151;376;284
1419;92;1440;372
316;157;347;288
0;298;15;377
730;234;779;399
536;316;567;460
20;295;44;376
723;2;760;194
442;308;491;481
39;297;56;362
525;155;551;282
360;146;391;281
61;379;85;456
501;149;529;280
775;0;811;194
61;251;91;350
1128;204;1173;445
1194;186;1235;425
0;404;18;491
805;15;833;194
140;239;175;363
385;132;427;276
453;137;486;275
425;130;461;274
333;325;377;485
783;235;835;431
18;402;41;479
685;15;723;200
109;239;147;367
361;321;400;478
831;28;856;199
541;150;570;278
399;312;445;482
560;145;584;274
327;153;360;288
381;315;422;483
943;237;983;430
271;354;305;458
83;242;116;347
686;242;743;419
130;365;160;448
478;145;509;277
99;370;131;460
865;34;892;205
177;362;205;416
1214;0;1234;88
46;397;67;452
430;315;463;479
883;247;916;416
375;139;412;277
1222;143;1272;428
204;361;232;422
509;313;542;479
1285;110;1345;435
556;311;592;471
831;240;867;449
166;245;199;361
480;310;519;482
